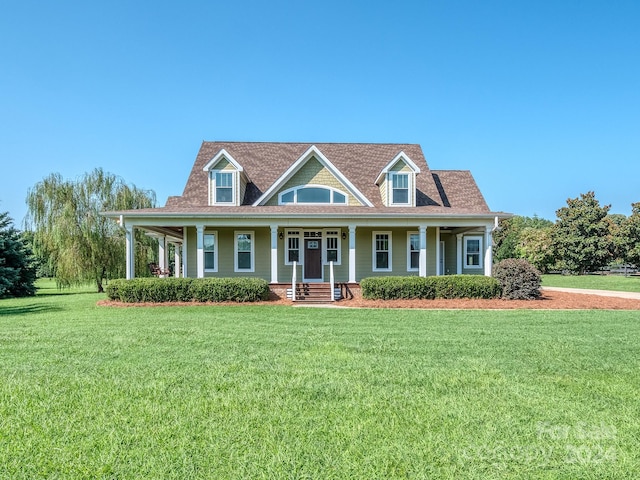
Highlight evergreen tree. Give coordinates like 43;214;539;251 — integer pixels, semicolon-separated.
552;191;614;274
0;211;36;298
618;202;640;267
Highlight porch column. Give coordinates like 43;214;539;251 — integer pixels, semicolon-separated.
174;243;181;278
125;224;135;279
456;234;463;274
182;228;188;277
419;225;427;277
270;224;278;283
435;227;441;276
158;235;168;276
348;224;356;283
196;224;204;278
484;226;493;276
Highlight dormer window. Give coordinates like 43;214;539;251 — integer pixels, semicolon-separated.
211;170;235;204
214;172;234;203
391;173;409;204
374;151;420;207
278;185;348;205
202;149;246;207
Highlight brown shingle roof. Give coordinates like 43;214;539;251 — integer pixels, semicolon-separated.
165;141;493;214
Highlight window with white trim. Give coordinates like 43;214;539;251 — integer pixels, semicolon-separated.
211;170;235;205
324;230;341;264
464;236;482;269
407;232;419;271
373;232;392;271
285;231;300;265
204;232;217;272
278;185;348;205
235;231;254;272
391;173;409;205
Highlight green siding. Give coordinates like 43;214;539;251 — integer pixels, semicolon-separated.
441;233;458;275
186;226;197;278
264;157;362;206
355;227;437;281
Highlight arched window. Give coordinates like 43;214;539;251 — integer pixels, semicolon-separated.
278;185;348;205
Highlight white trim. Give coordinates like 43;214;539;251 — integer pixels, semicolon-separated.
323;229;341;266
252;145;373;207
407;231;420;272
204;230;218;273
303;237;324;282
270;225;278;283
209;170;237;206
234;230;255;272
196;225;205;278
348;225;356;283
484;226;493;277
125;225;134;279
182;227;188;277
372;231;392;272
464;235;483;269
278;184;349;205
284;230;302;266
419;225;427;277
456;233;463;275
202;148;244;172
388;172;412;207
374;151;421;185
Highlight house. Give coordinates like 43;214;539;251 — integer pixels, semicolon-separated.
105;142;509;299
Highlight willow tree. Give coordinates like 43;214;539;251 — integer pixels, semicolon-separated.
26;168;156;292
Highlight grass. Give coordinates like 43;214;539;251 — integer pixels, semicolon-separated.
0;283;639;478
542;273;640;293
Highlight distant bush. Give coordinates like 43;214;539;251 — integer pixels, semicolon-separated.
106;277;270;303
493;258;541;300
361;275;500;300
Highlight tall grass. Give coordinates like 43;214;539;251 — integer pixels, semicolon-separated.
0;288;638;478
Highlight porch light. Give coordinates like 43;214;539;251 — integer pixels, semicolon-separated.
342;231;347;240
279;231;284;240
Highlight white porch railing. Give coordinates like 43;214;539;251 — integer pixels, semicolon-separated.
330;260;335;301
291;260;297;302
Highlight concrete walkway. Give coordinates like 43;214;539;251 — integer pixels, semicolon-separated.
542;286;640;300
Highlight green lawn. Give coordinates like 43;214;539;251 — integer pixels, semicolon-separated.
542;273;640;292
1;286;638;479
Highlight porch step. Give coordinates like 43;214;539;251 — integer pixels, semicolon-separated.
287;283;342;303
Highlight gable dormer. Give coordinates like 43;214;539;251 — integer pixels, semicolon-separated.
375;151;421;207
202;149;248;206
253;145;373;207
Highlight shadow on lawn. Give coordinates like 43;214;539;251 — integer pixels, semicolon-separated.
0;303;64;316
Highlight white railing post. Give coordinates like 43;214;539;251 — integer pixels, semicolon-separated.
291;260;297;302
330;260;335;301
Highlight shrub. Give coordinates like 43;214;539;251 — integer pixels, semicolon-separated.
360;275;500;300
106;277;270;303
430;275;502;299
361;276;435;300
493;258;541;300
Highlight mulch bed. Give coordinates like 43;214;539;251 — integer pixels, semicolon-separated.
97;290;640;310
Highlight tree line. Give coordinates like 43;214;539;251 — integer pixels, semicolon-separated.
494;191;640;274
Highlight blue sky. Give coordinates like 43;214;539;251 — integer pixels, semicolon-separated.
2;0;639;226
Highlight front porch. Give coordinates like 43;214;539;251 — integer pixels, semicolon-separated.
122;220;497;288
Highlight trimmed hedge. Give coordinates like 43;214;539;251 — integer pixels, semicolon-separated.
106;277;270;303
493;258;541;300
360;275;501;300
